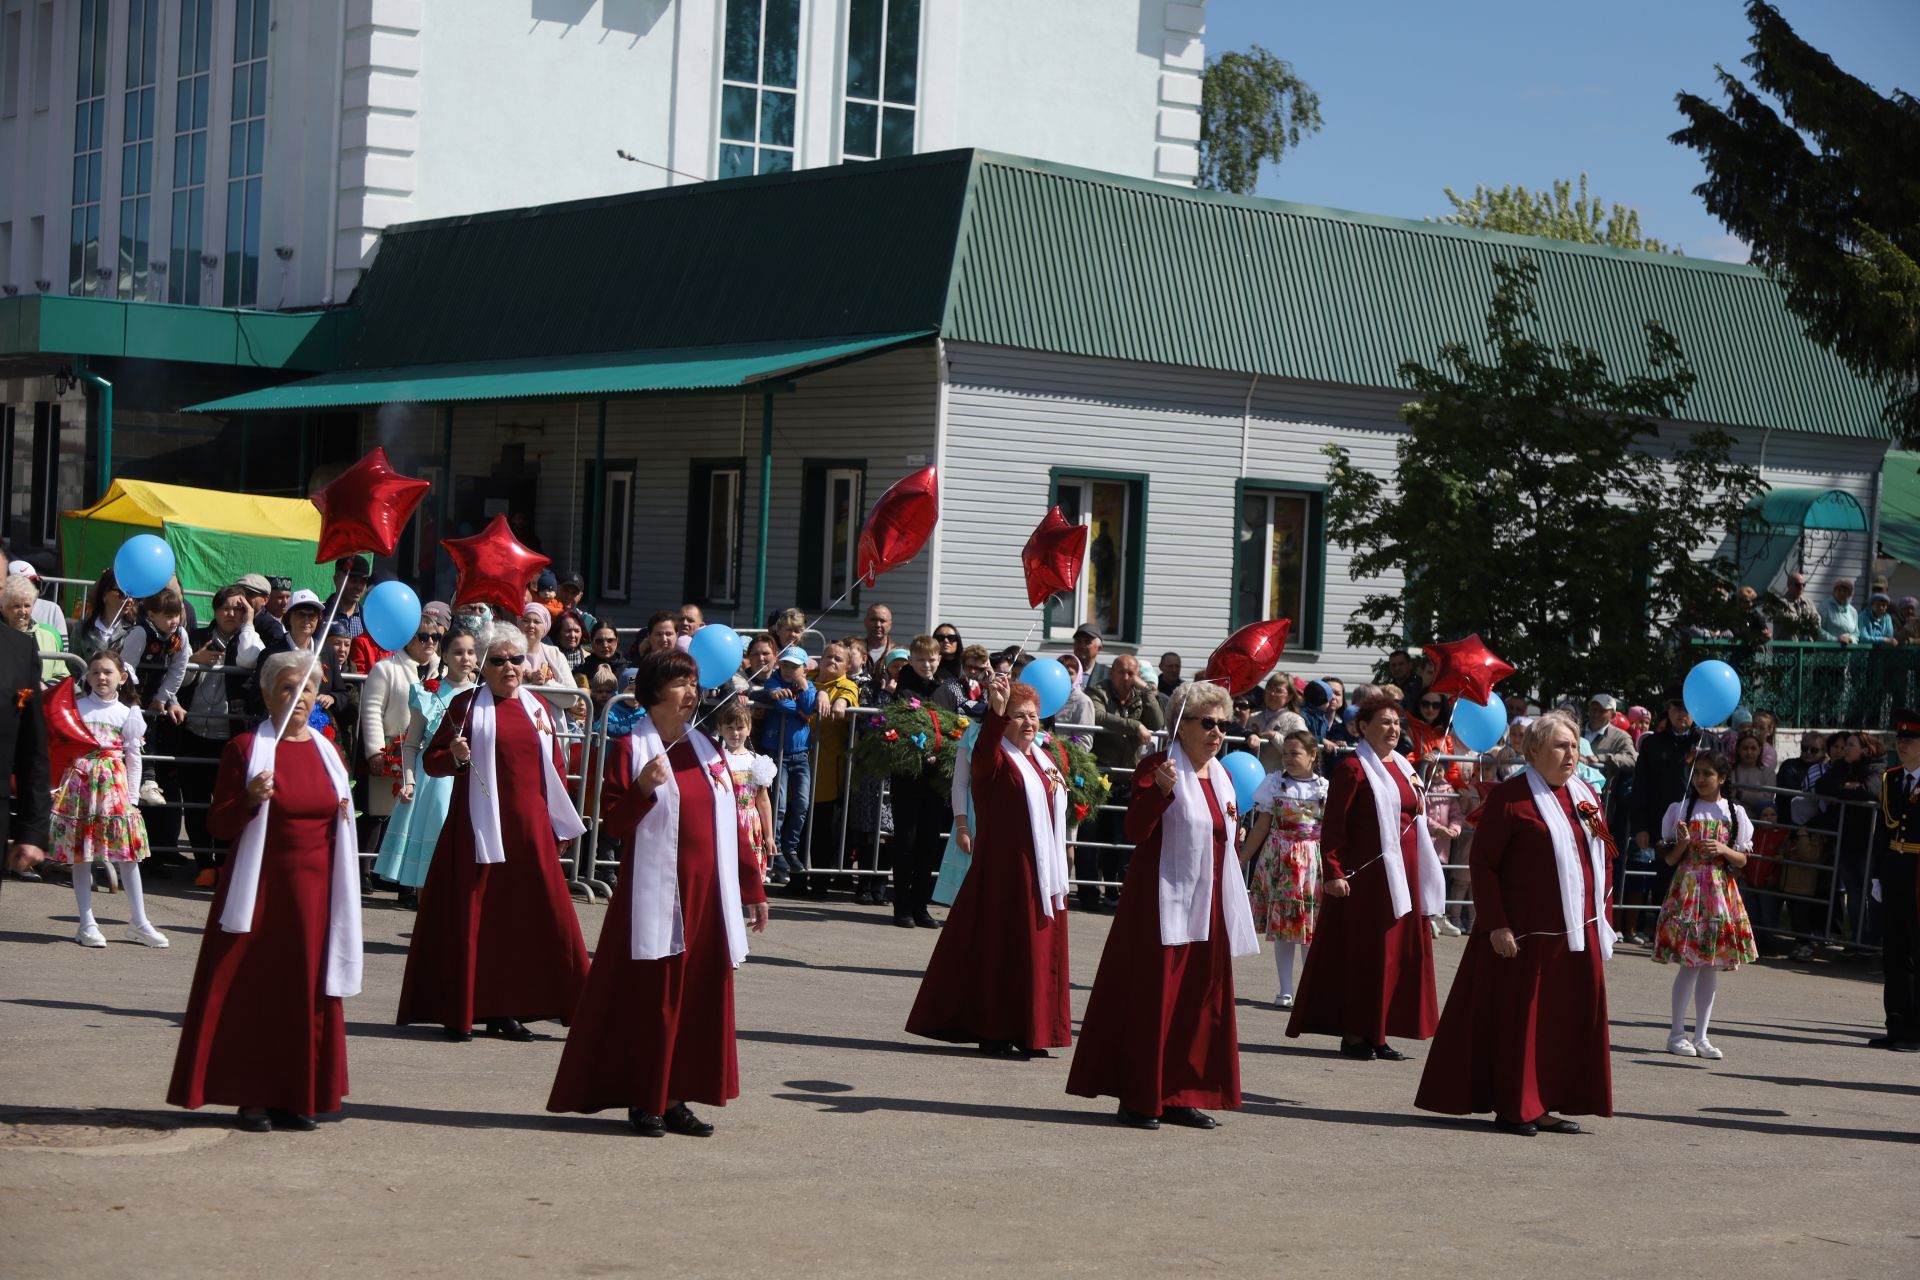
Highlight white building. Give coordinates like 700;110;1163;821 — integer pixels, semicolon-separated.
0;0;1207;310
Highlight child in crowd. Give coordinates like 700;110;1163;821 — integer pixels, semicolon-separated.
757;645;819;885
716;701;777;887
1239;730;1327;1009
1746;801;1788;954
1655;751;1760;1060
121;587;189;810
50;652;164;948
806;642;862;897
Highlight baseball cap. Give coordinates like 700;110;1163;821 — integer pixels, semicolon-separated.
1072;622;1102;641
534;570;558;592
559;571;585;590
236;572;271;594
884;647;911;666
285;589;324;613
1588;693;1616;710
777;645;809;667
335;555;371;578
7;559;37;579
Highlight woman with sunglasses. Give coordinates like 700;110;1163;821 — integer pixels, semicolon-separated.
374;630;480;909
1408;691;1470;937
396;624;590;1044
1286;694;1443;1062
361;620;446;861
1067;681;1260;1130
931;624;966;686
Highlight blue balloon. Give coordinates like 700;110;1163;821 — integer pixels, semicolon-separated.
1453;692;1508;754
688;623;746;689
1221;749;1265;814
1022;657;1073;718
362;580;422;652
1683;659;1742;728
112;534;175;599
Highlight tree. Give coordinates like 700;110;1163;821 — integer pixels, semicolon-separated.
1321;258;1765;704
1437;175;1673;253
1672;0;1920;442
1198;46;1322;195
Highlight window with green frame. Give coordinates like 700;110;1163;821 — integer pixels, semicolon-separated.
719;0;800;179
1232;480;1326;650
684;457;746;606
1046;470;1146;644
798;459;866;614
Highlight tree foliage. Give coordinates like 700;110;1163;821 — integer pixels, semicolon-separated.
1437;174;1673;253
1322;258;1765;705
1672;0;1920;442
1198;46;1323;195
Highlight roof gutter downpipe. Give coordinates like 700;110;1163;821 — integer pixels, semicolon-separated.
76;358;113;503
1240;373;1259;478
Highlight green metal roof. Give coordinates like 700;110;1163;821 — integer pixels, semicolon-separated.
0;294;352;370
185;332;933;412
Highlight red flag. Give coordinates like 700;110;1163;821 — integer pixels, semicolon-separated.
1423;633;1515;705
1021;507;1088;608
310;447;433;563
443;514;551;617
1203;619;1293;697
856;467;938;586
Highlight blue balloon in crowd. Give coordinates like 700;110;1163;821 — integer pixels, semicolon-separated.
1683;659;1742;728
1453;692;1508;754
1021;657;1073;718
1221;749;1265;815
112;534;175;599
362;580;422;652
688;623;746;689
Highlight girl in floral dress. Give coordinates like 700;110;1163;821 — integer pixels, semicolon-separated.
1239;731;1328;1009
716;701;777;886
374;630;479;907
50;653;165;949
1654;751;1759;1061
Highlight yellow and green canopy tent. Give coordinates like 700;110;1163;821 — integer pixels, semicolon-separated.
62;480;334;598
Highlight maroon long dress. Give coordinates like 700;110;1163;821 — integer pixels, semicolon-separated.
548;733;766;1116
1066;755;1240;1115
1286;754;1438;1045
905;710;1072;1050
168;734;349;1115
395;690;589;1033
1416;776;1612;1121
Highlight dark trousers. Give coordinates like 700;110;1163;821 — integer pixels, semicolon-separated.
890;778;945;918
175;726;230;871
142;717;188;866
796;798;844;894
1880;851;1919;1042
1077;779;1133;906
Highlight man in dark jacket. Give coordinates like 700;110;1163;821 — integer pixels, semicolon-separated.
1627;697;1703;941
1085;656;1165;910
0;625;50;885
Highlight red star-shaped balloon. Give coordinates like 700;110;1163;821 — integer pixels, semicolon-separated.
443;514;550;617
1203;619;1293;697
1021;506;1089;608
44;678;98;793
856;467;939;587
310;447;432;564
1423;633;1515;705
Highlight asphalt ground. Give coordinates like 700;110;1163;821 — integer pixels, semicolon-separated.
2;869;1915;1279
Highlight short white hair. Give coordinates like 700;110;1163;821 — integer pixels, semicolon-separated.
1522;709;1581;756
483;623;528;657
258;651;322;696
1;575;38;609
1169;680;1232;725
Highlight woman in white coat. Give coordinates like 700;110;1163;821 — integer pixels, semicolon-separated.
361;619;445;846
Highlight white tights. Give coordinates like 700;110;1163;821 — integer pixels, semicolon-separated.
1273;941;1301;999
71;862;152;932
1669;966;1720;1042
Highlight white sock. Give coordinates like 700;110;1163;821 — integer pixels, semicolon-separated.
1273;941;1298;998
72;872;97;931
1669;967;1696;1039
120;862;151;930
1693;968;1720;1042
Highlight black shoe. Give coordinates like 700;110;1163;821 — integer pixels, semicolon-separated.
398;887;418;910
1013;1045;1051;1060
977;1040;1019;1058
893;916;916;929
628;1109;665;1137
913;912;940;929
1116;1105;1160;1130
1077;894;1102;913
663;1103;714;1137
236;1108;271;1133
485;1018;535;1042
1494;1117;1538;1137
1372;1043;1411;1062
441;1025;473;1042
1536;1116;1583;1135
1866;1034;1920;1052
1162;1105;1219;1129
1338;1037;1374;1061
267;1109;317;1132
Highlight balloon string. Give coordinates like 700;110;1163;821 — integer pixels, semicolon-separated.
272;590;345;744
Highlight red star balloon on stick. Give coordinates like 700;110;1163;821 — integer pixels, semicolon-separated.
310;446;433;563
856;467;938;586
1423;633;1515;705
1021;506;1089;608
1202;618;1293;697
443;514;550;617
44;678;98;794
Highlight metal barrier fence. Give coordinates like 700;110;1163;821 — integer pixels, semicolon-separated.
1688;636;1920;729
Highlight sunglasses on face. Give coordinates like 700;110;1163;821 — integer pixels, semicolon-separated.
1193;717;1228;732
485;654;526;668
935;634;959;643
414;632;441;645
1421;699;1445;709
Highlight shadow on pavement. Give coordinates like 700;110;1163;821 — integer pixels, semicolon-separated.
6;996;181;1024
1614;1109;1920;1144
772;1090;1113;1127
337;1101;631;1136
739;1027;985;1057
746;953;925;982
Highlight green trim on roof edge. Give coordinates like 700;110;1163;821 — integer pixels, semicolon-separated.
0;295;352;370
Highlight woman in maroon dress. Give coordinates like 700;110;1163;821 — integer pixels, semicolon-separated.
1286;694;1442;1061
1416;710;1614;1136
548;650;768;1137
906;674;1072;1057
1068;681;1260;1129
168;651;361;1132
396;624;589;1042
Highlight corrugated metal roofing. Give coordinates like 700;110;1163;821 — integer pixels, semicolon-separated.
186;333;933;412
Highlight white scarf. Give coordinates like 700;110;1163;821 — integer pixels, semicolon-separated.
1524;767;1618;960
218;723;363;998
1002;734;1070;917
464;685;585;864
624;718;749;966
1354;740;1446;919
1158;743;1260;955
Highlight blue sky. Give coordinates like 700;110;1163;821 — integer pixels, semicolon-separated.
1201;0;1918;260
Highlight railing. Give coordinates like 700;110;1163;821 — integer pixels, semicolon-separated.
1688;636;1920;729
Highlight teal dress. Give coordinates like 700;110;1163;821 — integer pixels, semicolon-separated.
931;723;982;906
372;678;474;889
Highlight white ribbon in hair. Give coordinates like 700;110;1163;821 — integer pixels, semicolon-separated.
464;685;586;865
1354;740;1445;919
1523;766;1617;959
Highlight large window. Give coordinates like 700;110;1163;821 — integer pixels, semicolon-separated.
1048;471;1147;644
798;459;865;612
222;0;269;307
67;0;108;296
718;0;799;179
685;459;745;606
1233;481;1326;648
842;0;918;161
583;460;635;603
168;0;212;304
117;0;158;299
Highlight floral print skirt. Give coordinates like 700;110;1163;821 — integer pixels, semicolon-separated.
1653;855;1758;970
50;750;151;865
